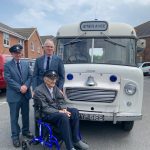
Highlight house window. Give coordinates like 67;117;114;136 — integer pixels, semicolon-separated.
31;42;34;51
18;39;24;51
19;39;23;46
37;47;40;53
3;33;10;47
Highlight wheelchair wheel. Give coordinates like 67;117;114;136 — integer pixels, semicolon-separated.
22;140;30;150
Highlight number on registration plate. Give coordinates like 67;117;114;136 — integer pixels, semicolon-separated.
79;113;104;121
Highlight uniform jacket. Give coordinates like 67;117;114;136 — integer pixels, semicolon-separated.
32;55;65;90
33;83;67;114
4;59;32;102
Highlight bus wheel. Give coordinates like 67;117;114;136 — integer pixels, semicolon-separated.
121;121;134;131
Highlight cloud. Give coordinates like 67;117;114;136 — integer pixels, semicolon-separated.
16;0;54;11
5;0;150;35
122;0;150;5
15;8;46;24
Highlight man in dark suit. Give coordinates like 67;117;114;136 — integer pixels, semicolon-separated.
33;70;89;150
32;39;65;91
4;44;33;148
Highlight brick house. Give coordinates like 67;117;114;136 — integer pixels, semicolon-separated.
135;21;150;62
14;28;43;59
0;22;25;56
0;22;43;59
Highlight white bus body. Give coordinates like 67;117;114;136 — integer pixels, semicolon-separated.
56;21;143;131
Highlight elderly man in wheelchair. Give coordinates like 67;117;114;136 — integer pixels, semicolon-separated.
31;70;89;150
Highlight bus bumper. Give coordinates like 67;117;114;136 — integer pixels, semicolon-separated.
79;111;142;124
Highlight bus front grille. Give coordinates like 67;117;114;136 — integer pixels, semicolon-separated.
65;88;117;103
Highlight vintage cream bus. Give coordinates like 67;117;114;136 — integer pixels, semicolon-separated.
56;20;145;131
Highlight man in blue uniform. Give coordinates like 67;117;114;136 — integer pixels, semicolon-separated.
4;44;33;148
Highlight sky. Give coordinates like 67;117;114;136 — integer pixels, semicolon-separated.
0;0;150;36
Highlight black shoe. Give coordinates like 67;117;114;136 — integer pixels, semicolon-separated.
22;132;34;139
12;139;20;148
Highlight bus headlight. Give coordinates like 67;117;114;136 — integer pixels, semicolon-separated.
124;83;136;95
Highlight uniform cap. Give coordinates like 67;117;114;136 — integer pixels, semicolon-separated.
43;70;58;80
9;44;23;53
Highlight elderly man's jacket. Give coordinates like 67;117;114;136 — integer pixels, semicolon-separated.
33;83;67;114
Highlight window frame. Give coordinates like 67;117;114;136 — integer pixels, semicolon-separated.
3;33;10;47
31;42;34;51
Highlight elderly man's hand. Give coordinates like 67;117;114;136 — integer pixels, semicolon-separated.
59;109;71;117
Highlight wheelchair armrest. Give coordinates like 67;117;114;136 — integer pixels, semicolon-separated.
33;98;43;119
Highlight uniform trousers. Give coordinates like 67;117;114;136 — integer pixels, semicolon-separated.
8;96;29;140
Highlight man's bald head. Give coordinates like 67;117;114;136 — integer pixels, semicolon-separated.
44;39;54;47
43;39;55;56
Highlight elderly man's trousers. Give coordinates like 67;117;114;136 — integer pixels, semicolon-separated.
46;107;80;150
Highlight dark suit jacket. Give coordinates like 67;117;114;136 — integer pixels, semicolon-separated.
33;83;67;114
4;59;32;102
32;55;65;90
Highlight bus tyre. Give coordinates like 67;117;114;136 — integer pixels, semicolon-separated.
122;121;134;131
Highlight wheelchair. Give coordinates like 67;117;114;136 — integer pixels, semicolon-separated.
22;99;62;150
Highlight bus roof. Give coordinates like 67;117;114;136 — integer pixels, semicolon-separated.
57;21;136;38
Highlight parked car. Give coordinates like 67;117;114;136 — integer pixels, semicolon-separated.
0;54;12;92
137;62;150;76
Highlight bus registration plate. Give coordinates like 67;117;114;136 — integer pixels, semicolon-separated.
79;113;104;121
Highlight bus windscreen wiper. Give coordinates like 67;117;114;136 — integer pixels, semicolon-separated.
101;31;126;48
64;39;83;46
104;39;126;48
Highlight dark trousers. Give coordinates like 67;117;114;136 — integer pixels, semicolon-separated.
46;108;80;150
8;97;29;140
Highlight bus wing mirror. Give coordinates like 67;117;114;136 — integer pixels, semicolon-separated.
137;39;146;52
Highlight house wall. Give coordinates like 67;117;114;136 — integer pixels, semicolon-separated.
25;31;43;59
0;26;44;59
0;31;25;57
143;37;150;62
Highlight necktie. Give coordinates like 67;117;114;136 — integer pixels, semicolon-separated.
46;57;50;71
17;62;22;76
51;90;54;99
